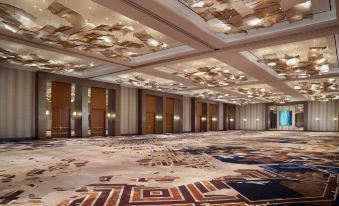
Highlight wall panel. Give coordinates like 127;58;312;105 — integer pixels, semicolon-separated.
218;103;223;130
235;103;265;130
307;101;339;131
120;86;138;134
183;96;191;132
0;68;35;139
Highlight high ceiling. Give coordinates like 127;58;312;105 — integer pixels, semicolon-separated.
0;0;338;105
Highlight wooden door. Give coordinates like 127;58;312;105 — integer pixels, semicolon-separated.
145;112;155;134
90;87;106;136
51;82;71;138
145;95;156;134
90;109;105;136
52;107;70;137
166;98;174;133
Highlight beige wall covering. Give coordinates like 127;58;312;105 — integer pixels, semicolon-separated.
120;86;138;134
183;96;191;132
307;101;339;131
218;103;223;130
235;103;265;130
0;67;35;139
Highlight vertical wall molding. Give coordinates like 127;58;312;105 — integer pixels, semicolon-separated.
183;96;191;132
120;86;138;134
0;67;35;139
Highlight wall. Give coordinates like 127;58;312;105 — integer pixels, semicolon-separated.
235;103;265;130
120;86;138;134
307;101;339;131
182;96;191;132
0;68;35;139
218;103;223;130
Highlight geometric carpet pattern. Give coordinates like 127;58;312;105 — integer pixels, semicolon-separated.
0;131;338;205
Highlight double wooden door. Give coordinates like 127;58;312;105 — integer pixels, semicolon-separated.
52;107;70;138
90;109;105;136
51;82;71;138
90;87;106;136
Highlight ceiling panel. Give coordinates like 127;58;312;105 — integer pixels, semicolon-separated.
178;0;330;36
0;38;94;74
0;0;183;62
158;57;255;87
251;35;339;79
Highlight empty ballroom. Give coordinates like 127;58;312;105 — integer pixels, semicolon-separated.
0;0;338;205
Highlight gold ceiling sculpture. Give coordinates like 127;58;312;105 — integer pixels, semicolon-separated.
191;90;230;99
113;75;189;92
180;0;313;34
0;48;88;73
311;93;339;102
0;1;169;61
237;87;275;97
258;46;329;79
174;66;248;86
293;78;338;95
264;95;289;104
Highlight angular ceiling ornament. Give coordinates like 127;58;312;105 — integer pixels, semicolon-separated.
174;66;248;86
0;47;88;73
311;93;339;102
112;74;190;92
236;87;275;98
0;1;175;61
257;46;329;79
264;95;289;104
179;0;314;35
47;1;86;28
293;78;338;95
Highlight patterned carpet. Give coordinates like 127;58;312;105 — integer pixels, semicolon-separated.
0;131;338;206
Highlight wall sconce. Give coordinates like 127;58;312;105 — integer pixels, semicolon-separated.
73;111;77;117
212;117;217;122
256;118;260;121
333;117;338;121
155;115;163;120
107;113;116;118
243;118;247;122
229;118;234;122
45;110;50;115
201;117;207;121
315;117;320;121
174;116;180;121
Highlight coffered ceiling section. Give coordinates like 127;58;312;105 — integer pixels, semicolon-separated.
99;72;196;92
290;77;339;101
177;88;257;105
230;83;294;103
0;39;94;74
250;35;339;79
0;0;183;62
155;57;254;87
179;0;331;38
